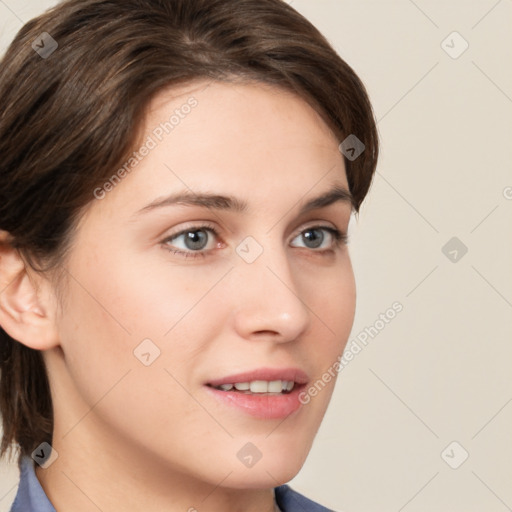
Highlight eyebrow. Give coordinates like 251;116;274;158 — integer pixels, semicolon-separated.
133;184;354;218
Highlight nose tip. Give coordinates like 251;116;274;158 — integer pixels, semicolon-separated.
231;263;311;343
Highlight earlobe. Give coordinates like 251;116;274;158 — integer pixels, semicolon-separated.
0;231;60;351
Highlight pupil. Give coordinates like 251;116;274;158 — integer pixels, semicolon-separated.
303;229;323;248
185;230;208;250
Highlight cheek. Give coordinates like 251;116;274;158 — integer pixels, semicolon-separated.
323;266;355;333
304;254;356;355
56;274;134;404
55;247;144;412
56;249;221;401
63;242;209;341
55;265;207;447
298;257;356;406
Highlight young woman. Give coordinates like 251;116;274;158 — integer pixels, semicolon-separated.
0;0;378;510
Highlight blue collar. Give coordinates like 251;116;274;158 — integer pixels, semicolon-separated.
9;456;333;511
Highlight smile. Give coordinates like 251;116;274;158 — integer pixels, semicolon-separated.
208;380;296;394
204;368;309;419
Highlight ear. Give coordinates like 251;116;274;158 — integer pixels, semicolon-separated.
0;230;60;350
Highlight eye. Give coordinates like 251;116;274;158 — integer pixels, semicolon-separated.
161;223;347;259
162;224;219;258
290;226;347;251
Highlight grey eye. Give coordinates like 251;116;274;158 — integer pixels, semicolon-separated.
291;227;335;250
167;228;214;252
301;228;324;248
181;230;209;250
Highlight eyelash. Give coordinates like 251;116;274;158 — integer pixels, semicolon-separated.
161;223;348;259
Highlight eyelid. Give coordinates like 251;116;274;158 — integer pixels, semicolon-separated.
290;218;349;243
291;219;337;238
164;221;218;241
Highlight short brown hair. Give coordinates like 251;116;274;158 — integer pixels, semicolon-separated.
0;0;378;463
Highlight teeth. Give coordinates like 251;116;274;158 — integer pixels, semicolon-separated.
214;380;296;393
267;380;283;393
250;380;268;393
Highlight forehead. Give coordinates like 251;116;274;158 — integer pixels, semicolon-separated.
83;80;349;222
145;78;342;156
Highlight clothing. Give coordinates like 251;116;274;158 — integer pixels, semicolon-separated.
9;456;334;511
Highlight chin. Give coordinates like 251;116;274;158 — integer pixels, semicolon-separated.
225;463;304;490
220;442;311;490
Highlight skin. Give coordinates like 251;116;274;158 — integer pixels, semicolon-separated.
0;80;356;511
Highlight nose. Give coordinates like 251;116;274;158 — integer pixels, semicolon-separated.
230;244;311;344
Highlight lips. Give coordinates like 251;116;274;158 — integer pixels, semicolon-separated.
204;367;309;419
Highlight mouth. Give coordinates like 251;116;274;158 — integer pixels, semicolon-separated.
204;367;309;419
207;379;297;395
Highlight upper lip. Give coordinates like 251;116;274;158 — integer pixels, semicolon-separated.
206;367;309;387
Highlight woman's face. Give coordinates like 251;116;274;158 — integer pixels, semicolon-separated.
47;80;356;489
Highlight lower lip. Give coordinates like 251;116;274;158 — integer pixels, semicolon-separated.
204;385;306;419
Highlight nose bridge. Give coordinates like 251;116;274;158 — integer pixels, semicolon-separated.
231;234;310;341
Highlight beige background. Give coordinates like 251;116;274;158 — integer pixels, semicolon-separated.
1;1;511;511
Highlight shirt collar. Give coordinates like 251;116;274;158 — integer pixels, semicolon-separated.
9;456;56;512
